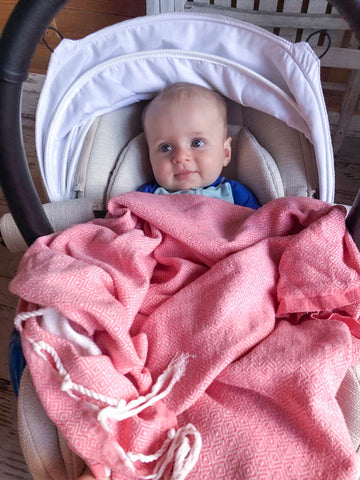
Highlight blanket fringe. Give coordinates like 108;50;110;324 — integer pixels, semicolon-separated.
15;307;54;332
15;308;191;419
106;423;202;480
139;423;202;480
97;353;189;428
15;308;202;479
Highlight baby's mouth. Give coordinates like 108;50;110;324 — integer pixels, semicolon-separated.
174;170;196;178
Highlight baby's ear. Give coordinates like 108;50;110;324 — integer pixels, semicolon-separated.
223;137;232;166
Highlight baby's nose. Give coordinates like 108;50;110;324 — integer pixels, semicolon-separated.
172;148;190;164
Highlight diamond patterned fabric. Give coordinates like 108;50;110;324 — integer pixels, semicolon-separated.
10;194;360;479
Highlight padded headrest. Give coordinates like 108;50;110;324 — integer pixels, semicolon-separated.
76;101;317;204
106;126;285;206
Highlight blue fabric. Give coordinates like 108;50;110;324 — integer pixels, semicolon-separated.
226;178;260;209
9;328;26;396
138;175;260;209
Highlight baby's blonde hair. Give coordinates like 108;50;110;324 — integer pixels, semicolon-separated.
142;82;228;136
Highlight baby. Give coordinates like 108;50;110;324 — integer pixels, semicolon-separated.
138;82;259;209
77;83;258;480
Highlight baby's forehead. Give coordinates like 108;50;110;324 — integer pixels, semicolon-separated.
148;93;224;120
158;88;221;107
143;85;228;134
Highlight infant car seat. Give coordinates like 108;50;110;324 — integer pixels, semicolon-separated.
0;1;359;479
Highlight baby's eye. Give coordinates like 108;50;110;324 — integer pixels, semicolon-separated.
191;139;205;148
158;143;173;153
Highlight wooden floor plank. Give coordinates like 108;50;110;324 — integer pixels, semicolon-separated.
335;160;360;205
0;380;32;479
334;136;360;205
0;306;16;381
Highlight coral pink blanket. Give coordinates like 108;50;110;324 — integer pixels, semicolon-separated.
11;194;360;479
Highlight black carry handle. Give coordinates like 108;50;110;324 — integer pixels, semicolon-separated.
328;0;360;249
0;0;67;247
347;191;360;250
0;0;66;83
328;0;360;42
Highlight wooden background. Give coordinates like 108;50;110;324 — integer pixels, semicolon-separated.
0;1;359;478
0;0;146;73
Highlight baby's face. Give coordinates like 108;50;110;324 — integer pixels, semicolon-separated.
144;95;231;192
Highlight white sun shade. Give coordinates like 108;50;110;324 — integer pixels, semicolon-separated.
35;13;334;202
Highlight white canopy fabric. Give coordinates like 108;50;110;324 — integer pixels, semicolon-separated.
35;12;334;202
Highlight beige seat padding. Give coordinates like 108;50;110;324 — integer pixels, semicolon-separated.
0;198;97;252
78;102;317;203
242;107;318;198
18;367;85;480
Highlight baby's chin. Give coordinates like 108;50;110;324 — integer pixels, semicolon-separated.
167;182;203;191
165;175;219;192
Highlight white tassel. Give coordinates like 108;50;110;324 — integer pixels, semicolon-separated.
138;424;202;480
98;354;189;429
14;308;202;479
14;307;54;332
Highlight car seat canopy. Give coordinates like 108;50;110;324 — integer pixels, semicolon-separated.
36;13;334;202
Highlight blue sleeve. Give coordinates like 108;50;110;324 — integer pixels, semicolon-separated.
137;182;158;193
227;179;260;209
